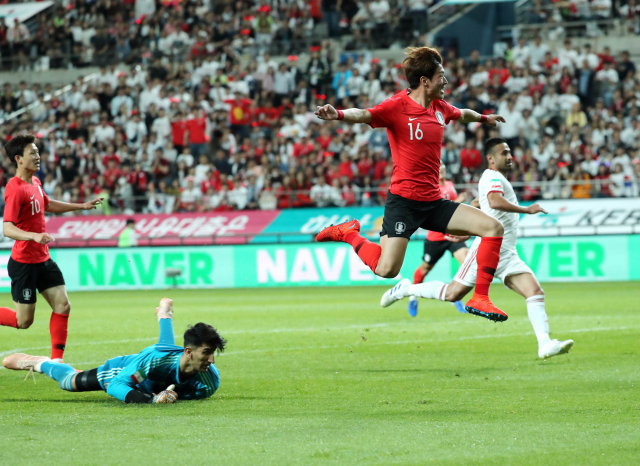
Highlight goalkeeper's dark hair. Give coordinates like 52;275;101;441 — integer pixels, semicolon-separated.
184;323;226;353
484;137;508;160
4;134;36;167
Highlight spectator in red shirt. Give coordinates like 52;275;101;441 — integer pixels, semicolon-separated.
316;127;333;149
460;139;483;171
489;58;510;85
224;91;253;139
338;153;354;181
293;136;314;158
103;159;122;189
186;107;209;159
372;152;388;181
152;148;171;180
171;111;188;153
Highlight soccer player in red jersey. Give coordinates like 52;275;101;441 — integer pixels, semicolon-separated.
0;135;103;360
315;47;508;321
407;163;470;317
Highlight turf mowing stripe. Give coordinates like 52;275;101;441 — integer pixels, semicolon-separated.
4;325;634;371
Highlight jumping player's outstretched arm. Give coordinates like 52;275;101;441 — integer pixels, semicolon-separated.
457;109;505;127
315;104;372;124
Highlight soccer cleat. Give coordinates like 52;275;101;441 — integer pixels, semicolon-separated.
408;296;418;317
2;353;50;372
381;278;411;308
464;295;508;322
538;339;574;359
156;297;174;320
316;219;360;243
453;300;467;314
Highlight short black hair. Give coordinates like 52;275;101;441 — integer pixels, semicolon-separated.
126;219;135;226
184;323;226;353
4;134;36;167
484;137;508;160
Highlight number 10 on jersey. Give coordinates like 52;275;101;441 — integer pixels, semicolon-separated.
408;122;423;140
31;198;41;215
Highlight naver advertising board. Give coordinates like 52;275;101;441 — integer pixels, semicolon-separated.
0;235;637;292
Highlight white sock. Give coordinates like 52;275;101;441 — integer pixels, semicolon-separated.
408;281;448;301
526;294;550;347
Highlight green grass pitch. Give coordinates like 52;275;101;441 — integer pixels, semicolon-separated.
1;282;639;465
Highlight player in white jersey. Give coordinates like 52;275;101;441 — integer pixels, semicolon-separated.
381;138;574;359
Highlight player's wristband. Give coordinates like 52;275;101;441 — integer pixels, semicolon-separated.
480;115;488;124
336;110;344;120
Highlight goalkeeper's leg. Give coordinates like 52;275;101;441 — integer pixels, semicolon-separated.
156;298;175;345
40;361;102;392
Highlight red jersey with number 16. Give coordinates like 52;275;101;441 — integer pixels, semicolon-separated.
368;91;461;202
3;176;50;264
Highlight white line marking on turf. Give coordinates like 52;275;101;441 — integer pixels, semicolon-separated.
2;325;635;370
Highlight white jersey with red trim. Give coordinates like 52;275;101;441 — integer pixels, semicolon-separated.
478;169;519;252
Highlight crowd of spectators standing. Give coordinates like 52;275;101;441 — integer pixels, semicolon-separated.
0;1;639;215
0;0;436;72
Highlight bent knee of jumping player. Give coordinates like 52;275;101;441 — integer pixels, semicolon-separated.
16;315;34;329
479;217;504;238
375;262;402;279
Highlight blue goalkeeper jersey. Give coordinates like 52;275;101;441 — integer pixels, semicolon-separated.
96;343;220;402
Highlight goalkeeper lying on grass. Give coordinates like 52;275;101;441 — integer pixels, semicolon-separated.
2;298;226;404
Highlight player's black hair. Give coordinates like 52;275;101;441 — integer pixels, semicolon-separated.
184;323;226;353
126;219;136;226
402;47;443;89
484;137;508;160
4;134;36;167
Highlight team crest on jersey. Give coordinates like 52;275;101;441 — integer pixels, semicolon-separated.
22;289;32;300
395;222;406;235
435;111;445;126
130;370;146;385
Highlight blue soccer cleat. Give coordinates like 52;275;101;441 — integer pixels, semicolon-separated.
408;297;418;317
453;300;467;313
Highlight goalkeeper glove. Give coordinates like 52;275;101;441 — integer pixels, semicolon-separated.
152;384;177;404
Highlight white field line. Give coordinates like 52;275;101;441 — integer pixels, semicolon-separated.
1;325;635;370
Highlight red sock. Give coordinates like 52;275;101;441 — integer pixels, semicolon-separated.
344;231;382;274
474;236;503;297
0;307;18;328
50;313;69;360
413;266;427;284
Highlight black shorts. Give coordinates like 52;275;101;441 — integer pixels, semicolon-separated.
8;258;66;304
423;239;468;266
380;192;460;239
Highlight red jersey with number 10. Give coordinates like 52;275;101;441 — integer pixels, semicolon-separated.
368;91;461;202
426;180;458;241
3;176;50;263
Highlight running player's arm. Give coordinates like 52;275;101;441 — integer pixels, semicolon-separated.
45;198;104;214
315;104;372;124
457;109;506;127
487;193;548;215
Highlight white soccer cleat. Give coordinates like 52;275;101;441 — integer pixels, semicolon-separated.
156;297;174;320
538;339;574;359
2;353;50;372
381;278;411;308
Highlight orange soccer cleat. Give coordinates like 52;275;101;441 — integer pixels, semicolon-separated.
465;295;508;322
316;219;361;243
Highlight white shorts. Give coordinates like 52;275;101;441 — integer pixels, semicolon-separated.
454;240;533;288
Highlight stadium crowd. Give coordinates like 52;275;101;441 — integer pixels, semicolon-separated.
0;0;639;215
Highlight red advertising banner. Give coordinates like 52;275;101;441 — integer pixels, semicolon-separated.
45;211;281;247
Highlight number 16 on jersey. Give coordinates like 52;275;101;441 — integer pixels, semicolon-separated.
408;122;423;140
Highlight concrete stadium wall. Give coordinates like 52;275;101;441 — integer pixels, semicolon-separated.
0;235;636;292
